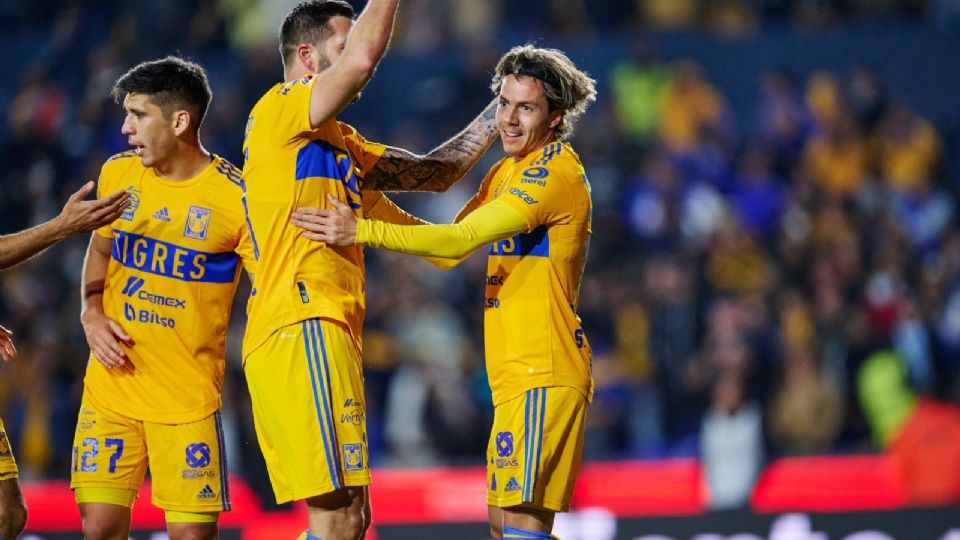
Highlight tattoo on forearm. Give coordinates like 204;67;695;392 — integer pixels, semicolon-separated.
362;100;498;192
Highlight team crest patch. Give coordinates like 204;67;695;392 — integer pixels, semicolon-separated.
120;187;141;221
183;206;211;240
343;443;364;471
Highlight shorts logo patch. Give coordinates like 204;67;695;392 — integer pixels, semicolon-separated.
496;431;514;457
197;484;217;500
505;477;522;493
183;206;211;240
490;473;497;491
343;443;364;471
186;442;211;469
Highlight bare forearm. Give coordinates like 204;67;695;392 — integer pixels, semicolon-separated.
81;237;111;318
0;217;68;270
362;99;498;192
347;0;400;68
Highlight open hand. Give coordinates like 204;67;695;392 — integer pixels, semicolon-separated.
292;194;359;246
57;182;131;236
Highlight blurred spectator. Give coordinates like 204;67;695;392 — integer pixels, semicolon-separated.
800;112;868;200
873;102;940;194
609;42;671;146
701;370;763;509
657;59;734;157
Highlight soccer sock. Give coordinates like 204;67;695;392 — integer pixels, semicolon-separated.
295;532;324;540
502;525;552;539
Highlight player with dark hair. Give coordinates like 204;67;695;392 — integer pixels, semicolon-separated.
0;179;129;540
71;56;255;540
241;1;499;539
292;44;597;540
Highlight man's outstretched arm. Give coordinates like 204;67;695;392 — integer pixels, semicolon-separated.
0;182;128;270
361;99;498;192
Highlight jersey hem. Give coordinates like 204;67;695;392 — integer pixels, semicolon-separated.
85;386;222;425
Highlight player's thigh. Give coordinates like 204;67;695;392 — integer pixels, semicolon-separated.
145;411;229;514
78;501;133;540
486;386;587;512
244;318;370;502
0;417;19;482
70;395;148;495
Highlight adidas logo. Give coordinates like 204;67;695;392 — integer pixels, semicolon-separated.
197;484;217;499
152;207;171;222
504;477;522;493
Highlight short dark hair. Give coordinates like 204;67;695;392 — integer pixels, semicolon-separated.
280;0;356;67
111;56;212;131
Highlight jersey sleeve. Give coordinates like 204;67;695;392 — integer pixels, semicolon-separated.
497;161;576;231
339;122;387;177
355;198;528;260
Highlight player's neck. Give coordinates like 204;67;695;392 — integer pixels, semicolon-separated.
153;142;211;181
284;64;309;83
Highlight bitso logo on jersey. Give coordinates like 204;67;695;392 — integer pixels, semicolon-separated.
184;206;212;240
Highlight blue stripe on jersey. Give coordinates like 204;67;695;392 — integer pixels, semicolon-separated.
303;320;341;490
523;389;535;501
239;180;261;261
296;140;351;182
213;411;232;511
295;140;362;209
111;230;240;283
531;389;546;501
215;162;243;188
502;526;551;539
311;319;343;484
488;226;549;258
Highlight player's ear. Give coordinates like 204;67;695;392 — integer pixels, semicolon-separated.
297;43;315;72
548;111;563;130
172;110;192;136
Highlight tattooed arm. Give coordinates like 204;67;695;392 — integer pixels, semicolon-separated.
361;99;498;192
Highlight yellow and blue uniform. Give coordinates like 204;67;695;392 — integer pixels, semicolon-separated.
0;417;17;480
71;152;254;515
241;74;387;502
356;141;593;511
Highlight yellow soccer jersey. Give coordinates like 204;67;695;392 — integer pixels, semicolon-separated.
241;75;385;357
85;153;254;424
480;142;593;406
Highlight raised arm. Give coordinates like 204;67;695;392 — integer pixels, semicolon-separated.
360;99;499;192
0;182;128;270
309;0;400;128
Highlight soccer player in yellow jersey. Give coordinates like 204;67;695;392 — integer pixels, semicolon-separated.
241;1;500;539
0;184;129;540
292;45;597;540
72;57;254;540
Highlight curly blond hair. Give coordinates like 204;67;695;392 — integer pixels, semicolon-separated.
491;45;597;140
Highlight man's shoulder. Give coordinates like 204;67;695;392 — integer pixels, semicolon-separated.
100;151;144;184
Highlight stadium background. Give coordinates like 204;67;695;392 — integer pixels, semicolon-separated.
2;0;960;538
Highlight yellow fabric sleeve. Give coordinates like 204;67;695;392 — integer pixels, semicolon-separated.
166;510;219;523
74;486;138;508
356;198;528;259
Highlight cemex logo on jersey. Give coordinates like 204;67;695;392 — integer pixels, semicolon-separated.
121;276;187;308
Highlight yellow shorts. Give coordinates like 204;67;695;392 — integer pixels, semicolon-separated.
487;386;587;512
69;393;230;513
0;417;18;481
244;318;369;504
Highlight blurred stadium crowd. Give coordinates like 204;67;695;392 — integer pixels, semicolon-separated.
2;0;960;510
